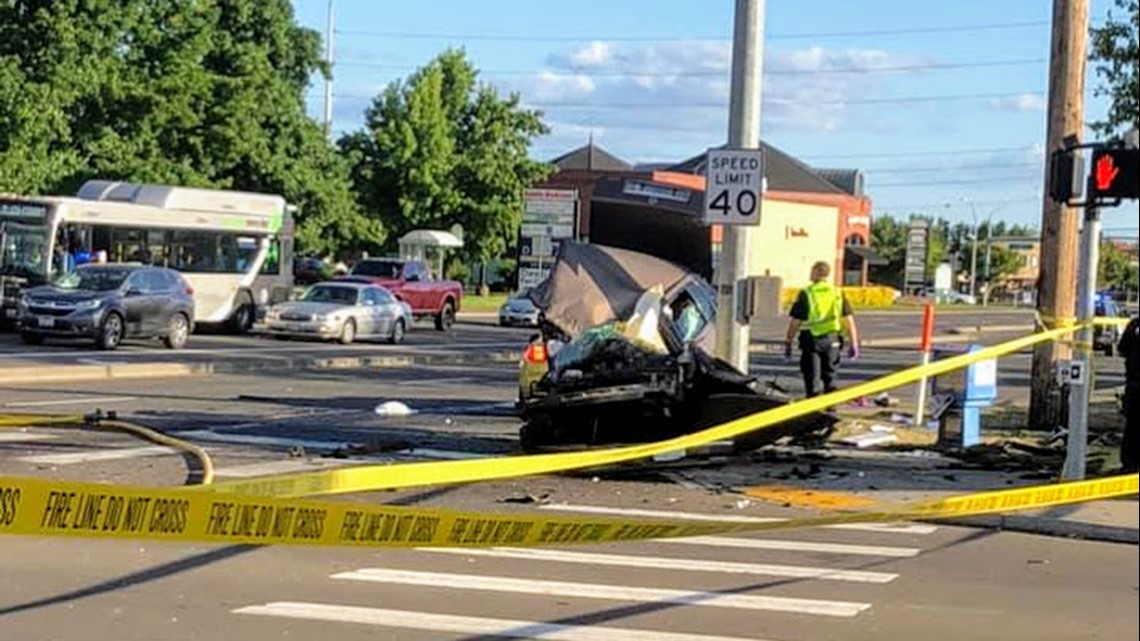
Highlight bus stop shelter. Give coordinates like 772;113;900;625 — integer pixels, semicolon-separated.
398;229;464;277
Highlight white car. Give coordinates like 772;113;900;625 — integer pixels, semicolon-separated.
946;291;978;305
260;281;412;344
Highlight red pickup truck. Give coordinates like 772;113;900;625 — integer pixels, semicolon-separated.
345;258;463;330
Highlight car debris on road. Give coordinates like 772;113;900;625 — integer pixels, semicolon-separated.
516;242;837;452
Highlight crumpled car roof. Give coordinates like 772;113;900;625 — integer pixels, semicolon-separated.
526;242;697;339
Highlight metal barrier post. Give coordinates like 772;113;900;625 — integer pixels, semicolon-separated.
913;303;936;427
1063;197;1100;480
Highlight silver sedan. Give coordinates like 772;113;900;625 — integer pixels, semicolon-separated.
260;282;412;344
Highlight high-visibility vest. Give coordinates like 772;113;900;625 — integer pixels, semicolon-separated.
803;281;844;337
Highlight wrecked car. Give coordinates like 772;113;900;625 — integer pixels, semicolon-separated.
516;242;836;452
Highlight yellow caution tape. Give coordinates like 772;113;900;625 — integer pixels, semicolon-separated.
203;324;1082;498
1;473;1135;549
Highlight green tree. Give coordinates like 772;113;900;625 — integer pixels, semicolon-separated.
1099;240;1140;293
869;215;907;287
340;49;551;267
1090;0;1139;135
0;0;380;257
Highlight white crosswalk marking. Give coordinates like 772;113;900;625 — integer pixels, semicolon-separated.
21;445;176;465
422;547;898;583
234;602;776;641
661;535;921;557
333;568;871;616
539;503;939;535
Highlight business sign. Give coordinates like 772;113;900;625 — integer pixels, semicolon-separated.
622;180;691;203
517;188;578;291
703;148;764;226
904;222;930;294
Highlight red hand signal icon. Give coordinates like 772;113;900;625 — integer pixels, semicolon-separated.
1094;154;1120;191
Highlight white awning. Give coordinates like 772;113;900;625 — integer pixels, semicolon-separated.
398;230;464;248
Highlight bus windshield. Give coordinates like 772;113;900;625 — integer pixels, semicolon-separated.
53;267;133;292
0;221;48;281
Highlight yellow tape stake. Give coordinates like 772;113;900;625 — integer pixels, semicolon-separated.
1;473;1135;549
205;324;1082;498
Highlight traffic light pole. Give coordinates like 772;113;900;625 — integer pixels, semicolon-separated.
714;0;765;373
1062;188;1100;480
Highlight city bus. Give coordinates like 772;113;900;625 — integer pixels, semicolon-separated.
1;180;295;331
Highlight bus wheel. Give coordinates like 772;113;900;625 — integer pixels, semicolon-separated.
228;296;254;334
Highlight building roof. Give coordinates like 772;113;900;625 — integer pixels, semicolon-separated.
549;143;633;172
814;168;864;196
669;142;845;195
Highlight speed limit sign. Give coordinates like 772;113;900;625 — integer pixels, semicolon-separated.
703;148;764;226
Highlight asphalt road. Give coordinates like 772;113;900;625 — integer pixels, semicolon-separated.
1;310;1135;641
0;308;1040;369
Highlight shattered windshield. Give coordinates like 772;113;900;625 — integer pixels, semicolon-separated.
0;220;48;281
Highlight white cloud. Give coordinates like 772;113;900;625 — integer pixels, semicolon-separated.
556;41;613;68
987;93;1046;112
531;71;597;100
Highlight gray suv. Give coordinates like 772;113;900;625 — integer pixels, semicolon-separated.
18;264;195;350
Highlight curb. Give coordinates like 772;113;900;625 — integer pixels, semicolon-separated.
948;324;1033;335
938;514;1139;545
0;350;524;385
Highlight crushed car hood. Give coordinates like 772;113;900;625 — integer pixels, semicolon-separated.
526;242;697;341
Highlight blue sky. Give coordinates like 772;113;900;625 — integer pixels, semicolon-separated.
291;0;1138;233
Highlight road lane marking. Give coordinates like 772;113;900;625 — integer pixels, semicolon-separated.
213;459;359;478
234;602;781;640
539;504;938;535
21;445;177;465
421;548;897;583
177;430;359;451
2;396;137;408
662;536;920;558
332;568;872;617
0;431;61;443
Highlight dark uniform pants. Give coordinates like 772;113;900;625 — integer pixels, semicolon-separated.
799;332;840;398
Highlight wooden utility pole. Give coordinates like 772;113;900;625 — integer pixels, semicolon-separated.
1030;0;1088;430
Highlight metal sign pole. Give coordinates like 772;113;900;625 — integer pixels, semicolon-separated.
1062;186;1100;480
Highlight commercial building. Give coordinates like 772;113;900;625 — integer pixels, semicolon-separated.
988;236;1040;303
533;142;882;289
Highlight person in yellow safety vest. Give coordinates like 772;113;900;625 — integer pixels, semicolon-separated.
783;261;861;398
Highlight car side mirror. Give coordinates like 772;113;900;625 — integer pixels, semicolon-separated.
125;287;143;297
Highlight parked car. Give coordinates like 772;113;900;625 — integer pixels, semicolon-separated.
18;263;195;350
260;281;411;345
1094;294;1125;356
516;242;836;451
945;291;977;305
293;256;332;286
342;258;463;331
499;292;541;327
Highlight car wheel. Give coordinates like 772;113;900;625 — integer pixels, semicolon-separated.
164;313;190;350
338;318;357;345
20;332;44;346
96;313;124;351
388;318;406;344
435;300;455;331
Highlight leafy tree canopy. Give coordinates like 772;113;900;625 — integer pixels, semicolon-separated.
0;0;381;257
340;49;551;267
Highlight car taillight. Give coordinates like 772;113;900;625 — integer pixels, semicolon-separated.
523;343;548;364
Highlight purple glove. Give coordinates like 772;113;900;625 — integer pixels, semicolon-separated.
846;342;860;361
